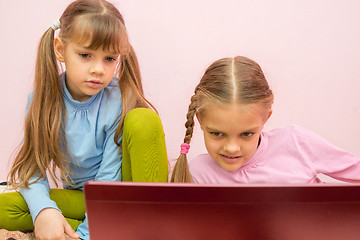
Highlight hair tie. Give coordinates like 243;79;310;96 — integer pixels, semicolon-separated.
51;19;61;30
180;143;190;155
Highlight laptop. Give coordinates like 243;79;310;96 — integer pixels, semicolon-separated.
84;181;360;240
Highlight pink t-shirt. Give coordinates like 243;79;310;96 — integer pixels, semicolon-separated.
189;125;360;184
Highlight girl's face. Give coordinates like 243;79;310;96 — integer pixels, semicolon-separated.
54;38;120;102
197;102;271;172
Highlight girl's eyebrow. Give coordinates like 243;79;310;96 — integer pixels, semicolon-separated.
242;127;259;132
205;127;221;132
74;44;91;50
206;126;259;133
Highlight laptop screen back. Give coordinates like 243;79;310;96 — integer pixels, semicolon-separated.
84;181;360;240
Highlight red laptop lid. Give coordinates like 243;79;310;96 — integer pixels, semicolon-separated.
84;181;360;240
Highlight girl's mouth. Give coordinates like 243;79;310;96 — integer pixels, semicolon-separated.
86;80;103;89
220;154;242;163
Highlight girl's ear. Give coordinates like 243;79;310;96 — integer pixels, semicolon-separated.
196;112;204;131
195;112;201;124
54;37;65;62
263;109;273;124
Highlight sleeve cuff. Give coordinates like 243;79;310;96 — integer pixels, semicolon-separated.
19;180;60;223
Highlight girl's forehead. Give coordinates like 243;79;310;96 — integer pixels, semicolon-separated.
201;102;263;116
69;37;119;54
199;102;266;129
67;32;120;53
64;15;129;54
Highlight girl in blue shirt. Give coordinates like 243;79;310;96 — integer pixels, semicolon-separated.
0;0;168;239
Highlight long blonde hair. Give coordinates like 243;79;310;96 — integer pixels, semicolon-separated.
9;0;155;189
171;56;274;182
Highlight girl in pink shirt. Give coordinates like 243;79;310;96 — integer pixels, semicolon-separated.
171;56;360;184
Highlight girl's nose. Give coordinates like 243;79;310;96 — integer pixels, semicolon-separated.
90;60;105;75
223;139;241;154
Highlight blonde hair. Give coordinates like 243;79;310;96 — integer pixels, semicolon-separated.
9;0;155;189
171;56;273;183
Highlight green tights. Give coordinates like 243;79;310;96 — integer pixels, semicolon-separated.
0;108;168;231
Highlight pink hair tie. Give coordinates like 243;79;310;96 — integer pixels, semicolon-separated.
180;143;190;155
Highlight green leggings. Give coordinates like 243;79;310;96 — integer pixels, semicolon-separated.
0;108;168;231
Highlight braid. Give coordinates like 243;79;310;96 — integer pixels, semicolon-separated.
170;95;197;183
183;95;197;144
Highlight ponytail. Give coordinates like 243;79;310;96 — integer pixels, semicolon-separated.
114;45;157;146
8;27;69;189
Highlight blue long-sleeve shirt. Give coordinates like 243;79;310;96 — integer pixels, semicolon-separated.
19;73;122;239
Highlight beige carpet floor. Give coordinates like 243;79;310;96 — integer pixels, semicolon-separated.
0;229;76;240
0;229;35;240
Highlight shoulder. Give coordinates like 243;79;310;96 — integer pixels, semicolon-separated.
27;92;34;102
266;124;302;135
25;92;34;112
279;124;324;140
102;77;121;101
82;78;122;132
264;124;330;149
99;78;122;117
265;124;315;140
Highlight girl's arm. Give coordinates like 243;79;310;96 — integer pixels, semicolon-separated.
19;176;59;222
313;143;360;183
296;126;360;182
19;177;79;239
18;93;79;239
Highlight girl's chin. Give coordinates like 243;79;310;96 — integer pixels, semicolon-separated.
216;158;245;172
221;165;242;172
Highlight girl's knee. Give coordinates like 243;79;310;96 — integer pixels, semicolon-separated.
49;189;85;220
0;191;29;212
0;192;33;230
124;108;163;134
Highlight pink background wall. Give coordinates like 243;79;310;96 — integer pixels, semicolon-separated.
1;0;359;183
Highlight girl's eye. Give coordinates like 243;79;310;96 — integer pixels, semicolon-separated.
105;57;117;62
79;53;90;58
241;132;254;137
210;132;223;137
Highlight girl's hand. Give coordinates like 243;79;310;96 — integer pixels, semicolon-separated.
34;208;80;240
